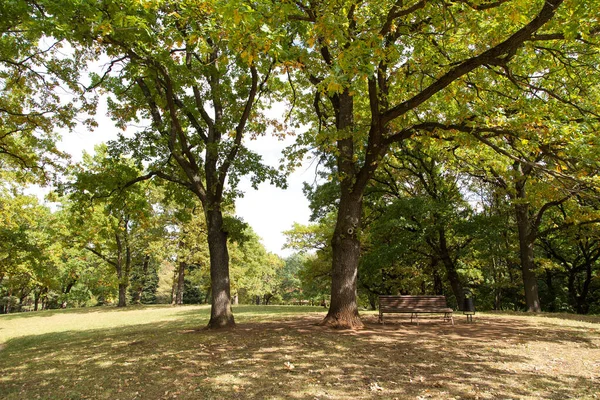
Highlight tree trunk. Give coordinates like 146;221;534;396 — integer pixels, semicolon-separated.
512;163;541;313
321;90;364;329
205;207;235;328
115;231;129;308
515;203;541;312
170;261;179;305
118;283;127;307
368;292;377;311
545;269;556;312
438;228;465;310
321;191;364;329
34;288;42;312
577;258;593;314
175;261;185;305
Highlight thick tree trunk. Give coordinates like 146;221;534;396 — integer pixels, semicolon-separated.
321;90;364;329
118;283;127;307
515;204;541;312
206;207;235;329
440;256;465;310
512;163;542;313
321;191;364;329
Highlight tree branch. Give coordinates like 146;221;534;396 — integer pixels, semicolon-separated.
381;0;564;125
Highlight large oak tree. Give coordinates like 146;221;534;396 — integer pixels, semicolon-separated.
282;0;597;326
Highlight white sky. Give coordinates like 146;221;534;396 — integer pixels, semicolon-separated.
54;100;315;258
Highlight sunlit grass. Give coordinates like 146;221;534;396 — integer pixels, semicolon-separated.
1;306;599;399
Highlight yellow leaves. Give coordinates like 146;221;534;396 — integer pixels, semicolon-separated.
240;50;254;65
326;81;343;94
97;22;113;36
233;9;242;25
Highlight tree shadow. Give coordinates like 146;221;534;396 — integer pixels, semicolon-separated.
1;311;598;399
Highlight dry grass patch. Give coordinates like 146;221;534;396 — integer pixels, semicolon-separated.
1;306;599;399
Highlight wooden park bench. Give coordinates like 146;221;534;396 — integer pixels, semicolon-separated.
378;295;454;325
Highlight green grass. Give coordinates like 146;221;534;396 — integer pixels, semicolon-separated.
1;306;600;399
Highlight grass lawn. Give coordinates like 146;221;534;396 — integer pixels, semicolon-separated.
1;305;599;399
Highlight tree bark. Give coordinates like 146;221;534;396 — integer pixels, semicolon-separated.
321;91;364;329
515;202;541;312
205;206;235;328
118;283;127;307
321;191;364;329
513;162;541;312
438;229;465;310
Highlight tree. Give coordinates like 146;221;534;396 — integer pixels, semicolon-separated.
45;0;285;327
278;254;306;304
0;189;49;312
65;146;159;307
539;200;600;314
283;0;595;326
0;0;92;183
360;142;476;309
230;228;284;305
284;219;334;304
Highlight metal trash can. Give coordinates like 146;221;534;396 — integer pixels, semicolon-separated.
463;288;475;322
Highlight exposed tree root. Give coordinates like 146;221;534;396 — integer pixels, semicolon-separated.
319;312;364;330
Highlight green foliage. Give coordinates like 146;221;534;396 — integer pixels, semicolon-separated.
230;227;284;304
0;1;94;184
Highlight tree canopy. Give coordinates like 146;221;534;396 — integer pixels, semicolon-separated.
2;0;600;328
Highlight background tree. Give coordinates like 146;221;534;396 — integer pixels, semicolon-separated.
65;146;159;307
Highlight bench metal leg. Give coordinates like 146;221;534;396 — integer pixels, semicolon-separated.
379;312;384;324
411;313;419;325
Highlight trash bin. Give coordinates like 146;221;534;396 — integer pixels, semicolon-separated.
463;288;475;322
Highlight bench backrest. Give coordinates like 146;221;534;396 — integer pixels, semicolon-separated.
379;295;449;310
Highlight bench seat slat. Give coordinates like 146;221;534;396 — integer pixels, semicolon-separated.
380;308;453;313
378;295;454;326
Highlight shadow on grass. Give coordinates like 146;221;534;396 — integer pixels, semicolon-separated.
1;309;599;399
487;310;600;325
